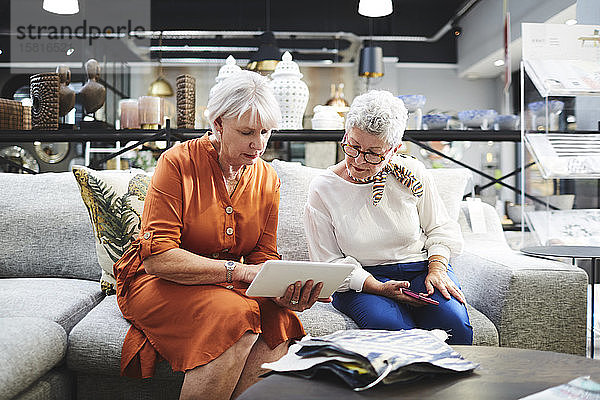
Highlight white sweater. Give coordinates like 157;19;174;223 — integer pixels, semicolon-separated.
304;155;463;292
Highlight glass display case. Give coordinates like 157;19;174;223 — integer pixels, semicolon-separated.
519;22;600;245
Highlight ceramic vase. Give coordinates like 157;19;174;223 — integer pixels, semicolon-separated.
269;51;309;129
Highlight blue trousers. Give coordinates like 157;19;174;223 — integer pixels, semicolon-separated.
332;261;473;345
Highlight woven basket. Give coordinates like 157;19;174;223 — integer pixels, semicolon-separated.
0;98;24;130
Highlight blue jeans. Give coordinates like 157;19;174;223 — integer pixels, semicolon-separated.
332;261;473;345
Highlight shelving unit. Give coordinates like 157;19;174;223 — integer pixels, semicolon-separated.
0;128;525;144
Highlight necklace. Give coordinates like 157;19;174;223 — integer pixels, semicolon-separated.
224;166;246;195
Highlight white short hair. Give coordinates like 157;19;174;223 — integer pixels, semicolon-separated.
207;70;281;131
345;90;408;148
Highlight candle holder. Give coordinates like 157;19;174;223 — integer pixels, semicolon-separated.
119;99;140;129
138;96;161;130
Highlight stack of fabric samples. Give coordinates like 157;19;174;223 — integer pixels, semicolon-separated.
262;329;479;391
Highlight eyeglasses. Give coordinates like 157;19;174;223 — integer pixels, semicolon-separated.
340;142;389;165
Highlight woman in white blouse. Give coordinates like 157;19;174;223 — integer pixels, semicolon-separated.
304;90;472;344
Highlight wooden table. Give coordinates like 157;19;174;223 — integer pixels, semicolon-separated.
238;346;600;400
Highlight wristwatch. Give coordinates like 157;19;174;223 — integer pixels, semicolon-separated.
224;260;236;289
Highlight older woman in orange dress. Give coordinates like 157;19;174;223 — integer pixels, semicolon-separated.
114;71;323;400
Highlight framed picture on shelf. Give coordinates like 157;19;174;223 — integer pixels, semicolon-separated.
525;209;600;246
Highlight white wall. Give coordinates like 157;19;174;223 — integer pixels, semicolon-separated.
364;59;500;112
458;0;576;76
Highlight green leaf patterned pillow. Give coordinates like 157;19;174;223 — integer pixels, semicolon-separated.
72;165;151;295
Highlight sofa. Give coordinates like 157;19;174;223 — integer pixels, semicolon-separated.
0;159;588;400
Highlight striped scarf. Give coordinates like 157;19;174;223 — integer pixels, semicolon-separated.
347;162;423;206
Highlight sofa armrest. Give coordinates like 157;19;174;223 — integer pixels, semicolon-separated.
451;248;587;355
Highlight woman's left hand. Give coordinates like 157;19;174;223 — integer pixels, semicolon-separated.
424;267;466;304
272;280;324;312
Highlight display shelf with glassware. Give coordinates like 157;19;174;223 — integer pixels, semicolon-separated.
521;23;600;182
519;25;600;359
521;23;600;223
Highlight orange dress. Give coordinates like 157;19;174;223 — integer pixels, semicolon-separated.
114;134;304;378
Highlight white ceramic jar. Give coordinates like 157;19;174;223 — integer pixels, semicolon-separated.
269;51;309;129
311;105;344;130
215;55;242;84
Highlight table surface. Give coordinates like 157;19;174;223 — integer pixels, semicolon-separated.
521;245;600;259
238;346;600;400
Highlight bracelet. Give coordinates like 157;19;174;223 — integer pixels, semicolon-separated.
427;258;447;271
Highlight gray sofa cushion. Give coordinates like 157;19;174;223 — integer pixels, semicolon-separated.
0;172;100;281
0;317;67;400
13;367;72;400
296;302;359;336
0;278;104;333
67;295;183;379
67;295;131;375
466;303;499;346
271;160;324;261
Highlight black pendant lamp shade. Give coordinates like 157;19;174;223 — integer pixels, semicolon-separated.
247;31;281;73
359;46;384;78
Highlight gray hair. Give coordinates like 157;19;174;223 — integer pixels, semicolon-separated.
345;90;408;148
207;70;281;132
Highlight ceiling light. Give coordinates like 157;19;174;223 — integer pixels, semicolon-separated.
565;19;577;26
43;0;79;15
493;59;505;67
0;49;3;55
358;0;393;17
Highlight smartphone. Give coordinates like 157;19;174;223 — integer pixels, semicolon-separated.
402;288;439;305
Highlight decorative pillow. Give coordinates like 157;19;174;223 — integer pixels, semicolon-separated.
428;168;473;221
72;165;151;295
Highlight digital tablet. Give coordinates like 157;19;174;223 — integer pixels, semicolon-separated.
245;260;354;299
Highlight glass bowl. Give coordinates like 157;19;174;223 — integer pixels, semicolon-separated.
457;109;498;129
422;113;450;130
527;100;564;116
397;95;426;113
494;114;520;130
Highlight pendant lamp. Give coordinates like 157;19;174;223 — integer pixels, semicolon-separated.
43;0;79;14
247;0;281;73
247;32;281;73
358;46;384;78
148;32;174;97
358;0;393;18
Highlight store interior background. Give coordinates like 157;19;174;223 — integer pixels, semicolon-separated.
0;0;598;238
